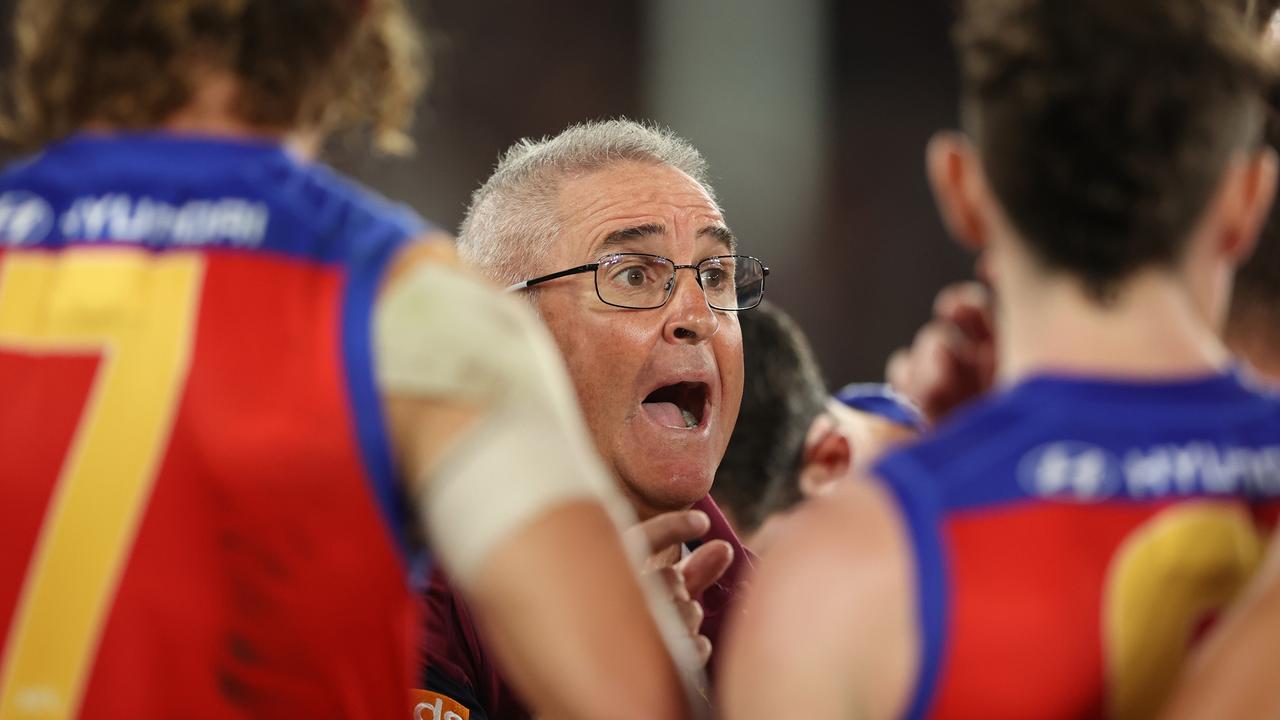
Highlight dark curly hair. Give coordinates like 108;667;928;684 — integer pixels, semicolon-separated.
957;0;1274;300
0;0;425;153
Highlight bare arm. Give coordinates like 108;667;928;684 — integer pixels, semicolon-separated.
1161;526;1280;720
719;479;919;720
380;238;699;719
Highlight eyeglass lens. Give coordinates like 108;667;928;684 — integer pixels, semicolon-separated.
595;254;764;310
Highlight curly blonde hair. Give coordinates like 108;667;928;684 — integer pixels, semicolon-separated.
1;0;425;153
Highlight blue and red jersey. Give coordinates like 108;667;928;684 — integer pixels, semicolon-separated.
876;370;1280;720
0;133;426;718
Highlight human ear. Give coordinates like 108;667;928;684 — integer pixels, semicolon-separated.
926;131;990;253
798;421;853;498
1218;147;1278;264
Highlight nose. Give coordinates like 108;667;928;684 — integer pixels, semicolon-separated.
662;270;719;344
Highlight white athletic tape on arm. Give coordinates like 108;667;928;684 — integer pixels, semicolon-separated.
376;263;707;710
374;262;626;580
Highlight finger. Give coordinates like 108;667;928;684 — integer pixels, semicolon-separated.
933;281;988;321
626;510;711;557
677;539;735;598
694;635;713;667
675;598;704;635
886;348;912;393
909;323;962;404
887;333;943;411
935;283;994;342
909;321;994;422
948;301;994;348
925;300;998;403
652;565;688;603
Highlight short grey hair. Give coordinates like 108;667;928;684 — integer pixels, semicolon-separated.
457;118;718;289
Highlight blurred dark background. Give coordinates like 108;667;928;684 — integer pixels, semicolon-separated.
0;0;973;388
341;0;971;387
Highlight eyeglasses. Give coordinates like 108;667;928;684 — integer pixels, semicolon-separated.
505;253;770;311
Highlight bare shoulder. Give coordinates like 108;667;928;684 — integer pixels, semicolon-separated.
374;231;483;488
720;476;919;720
769;477;913;593
383;231;462;290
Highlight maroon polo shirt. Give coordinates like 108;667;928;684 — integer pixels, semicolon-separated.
416;495;755;719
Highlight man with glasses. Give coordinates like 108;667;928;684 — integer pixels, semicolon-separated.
411;119;761;719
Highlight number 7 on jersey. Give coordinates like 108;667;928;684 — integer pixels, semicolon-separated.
0;249;203;719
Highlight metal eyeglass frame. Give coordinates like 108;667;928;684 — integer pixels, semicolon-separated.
504;252;770;311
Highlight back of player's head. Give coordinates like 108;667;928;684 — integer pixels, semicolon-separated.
712;301;828;534
1;0;423;152
1228;1;1280;356
957;0;1273;299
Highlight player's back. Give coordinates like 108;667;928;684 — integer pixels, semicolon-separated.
0;133;423;719
877;370;1280;720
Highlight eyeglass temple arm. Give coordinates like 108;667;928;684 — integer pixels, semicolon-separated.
503;264;599;293
504;259;769;293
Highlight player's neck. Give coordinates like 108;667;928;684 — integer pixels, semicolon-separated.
163;71;279;139
88;71;323;159
997;267;1231;384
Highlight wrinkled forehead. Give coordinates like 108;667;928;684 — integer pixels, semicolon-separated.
552;161;732;262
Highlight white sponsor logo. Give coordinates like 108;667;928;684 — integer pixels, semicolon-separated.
60;193;269;247
1124;443;1280;498
415;699;465;720
1019;439;1280;502
0;191;54;245
1018;441;1122;501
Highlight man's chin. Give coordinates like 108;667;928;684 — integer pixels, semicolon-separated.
617;469;715;519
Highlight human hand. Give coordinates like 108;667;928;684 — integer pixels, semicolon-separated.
885;281;996;423
627;510;735;666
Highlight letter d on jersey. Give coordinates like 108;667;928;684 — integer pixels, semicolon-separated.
411;690;469;720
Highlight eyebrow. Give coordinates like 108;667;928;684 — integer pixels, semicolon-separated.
699;225;737;253
595;223;666;254
596;222;738;256
591;224;665;257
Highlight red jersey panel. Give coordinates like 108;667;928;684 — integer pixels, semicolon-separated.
876;372;1280;720
0;133;426;719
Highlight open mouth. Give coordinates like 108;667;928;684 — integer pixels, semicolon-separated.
641;382;709;430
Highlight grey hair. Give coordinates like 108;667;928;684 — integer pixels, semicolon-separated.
457;118;718;289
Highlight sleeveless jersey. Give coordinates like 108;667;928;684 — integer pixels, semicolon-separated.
0;133;425;719
876;370;1280;720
